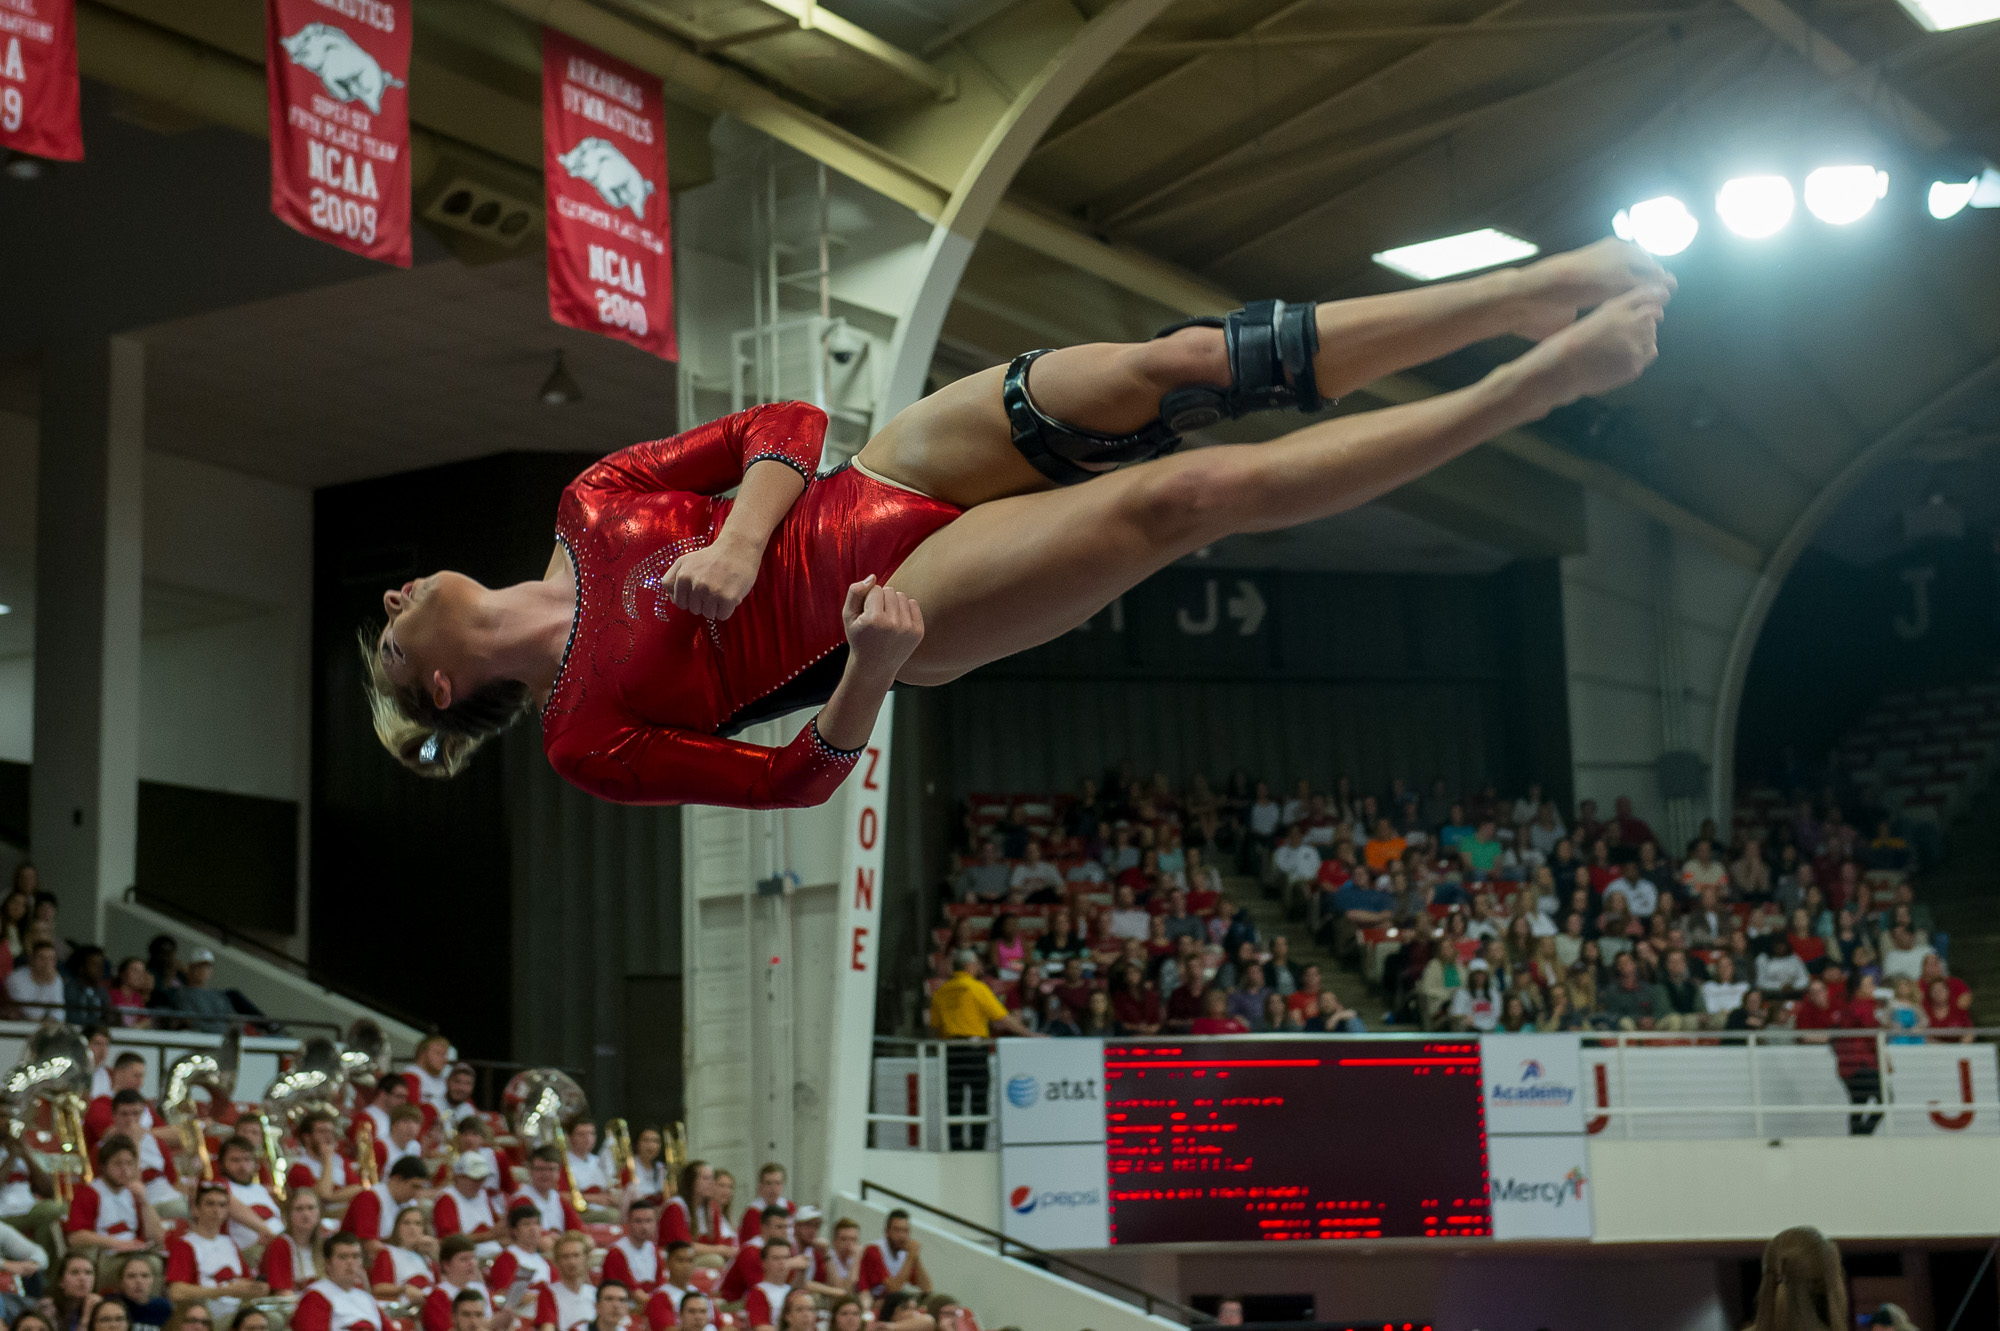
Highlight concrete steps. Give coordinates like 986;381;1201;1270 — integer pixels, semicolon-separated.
1218;872;1378;1022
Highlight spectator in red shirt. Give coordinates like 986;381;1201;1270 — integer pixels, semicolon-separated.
484;1205;553;1296
288;1111;365;1213
433;1154;501;1248
346;1158;432;1255
369;1204;438;1304
1190;986;1249;1035
260;1189;326;1292
718;1207;793;1303
1786;908;1827;968
511;1148;584;1237
66;1134;163;1260
164;1184;264;1324
736;1239;801;1331
1108;961;1162;1035
854;1211;929;1301
289;1232;382;1331
422;1237;496;1331
599;1199;664;1309
1926;978;1974;1040
82;1054;152;1147
1793;977;1881;1134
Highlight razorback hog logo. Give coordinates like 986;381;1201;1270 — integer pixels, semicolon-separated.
557;137;656;219
280;24;405;115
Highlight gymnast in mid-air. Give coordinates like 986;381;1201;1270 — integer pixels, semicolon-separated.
365;238;1673;809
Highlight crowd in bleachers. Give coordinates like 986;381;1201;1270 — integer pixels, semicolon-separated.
0;866;270;1034
927;767;1979;1070
0;1018;993;1331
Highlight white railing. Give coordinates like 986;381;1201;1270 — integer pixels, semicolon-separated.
1580;1028;2000;1139
868;1038;997;1153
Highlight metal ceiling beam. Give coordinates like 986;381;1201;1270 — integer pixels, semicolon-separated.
1729;0;1952;150
1118;27;1685;235
1124;8;1737;54
1095;0;1536;230
605;0;954;101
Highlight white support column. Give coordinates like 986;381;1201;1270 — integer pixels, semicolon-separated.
31;336;144;937
823;706;893;1197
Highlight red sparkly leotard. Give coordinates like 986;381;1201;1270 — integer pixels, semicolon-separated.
541;402;961;809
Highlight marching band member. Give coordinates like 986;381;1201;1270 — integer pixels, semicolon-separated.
432;1154;503;1252
598;1200;664;1309
422;1237;501;1331
65;1135;164;1260
105;1090;182;1219
345;1157;432;1255
369;1204;438;1304
259;1189;326;1292
531;1232;596;1331
165;1183;265;1324
509;1149;583;1236
291;1232;385;1331
287;1112;365;1214
219;1136;284;1254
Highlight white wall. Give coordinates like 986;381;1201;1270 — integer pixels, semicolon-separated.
0;442;312;804
1561;492;1757;840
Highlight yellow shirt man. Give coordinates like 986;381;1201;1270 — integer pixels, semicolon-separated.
929;969;1010;1039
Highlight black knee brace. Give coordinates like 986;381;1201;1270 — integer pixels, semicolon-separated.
1003;299;1327;486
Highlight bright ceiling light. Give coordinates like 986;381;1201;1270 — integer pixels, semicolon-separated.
1612;195;1699;256
1803;165;1889;224
0;604;11;615
1892;0;2000;31
1715;175;1795;239
1372;228;1539;281
1929;177;1979;219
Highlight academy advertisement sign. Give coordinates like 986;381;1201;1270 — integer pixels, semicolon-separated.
1480;1032;1585;1135
0;0;83;163
265;0;412;266
541;27;676;360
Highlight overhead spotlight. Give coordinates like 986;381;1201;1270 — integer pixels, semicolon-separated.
1612;195;1699;256
1802;165;1889;225
1715;175;1795;239
2;152;45;181
0;604;11;615
538;351;583;406
1929;177;1980;219
1371;228;1539;282
1892;0;2000;31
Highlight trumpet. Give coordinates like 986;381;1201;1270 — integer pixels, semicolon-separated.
354;1114;379;1188
605;1118;634;1190
253;1109;288;1202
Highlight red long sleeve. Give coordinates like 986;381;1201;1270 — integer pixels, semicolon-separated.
545;717;860;810
572;403;826;499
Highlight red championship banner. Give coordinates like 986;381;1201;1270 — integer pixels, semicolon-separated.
265;0;412;266
0;0;83;162
542;28;676;360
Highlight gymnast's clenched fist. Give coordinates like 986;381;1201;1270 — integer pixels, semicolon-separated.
842;575;924;675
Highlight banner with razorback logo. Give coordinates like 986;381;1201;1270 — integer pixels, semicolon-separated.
542;27;676;360
265;0;412;266
0;0;83;162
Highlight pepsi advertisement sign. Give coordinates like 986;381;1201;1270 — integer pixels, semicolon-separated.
1000;1142;1109;1249
1480;1033;1585;1135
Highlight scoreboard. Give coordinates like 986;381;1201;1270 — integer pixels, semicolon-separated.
1103;1040;1490;1244
996;1034;1592;1248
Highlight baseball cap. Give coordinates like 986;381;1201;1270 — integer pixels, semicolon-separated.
453;1153;493;1181
793;1205;822;1222
1468;958;1489;972
188;947;216;964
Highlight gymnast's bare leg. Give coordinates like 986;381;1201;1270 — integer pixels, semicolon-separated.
857;239;1673;508
888;285;1669;684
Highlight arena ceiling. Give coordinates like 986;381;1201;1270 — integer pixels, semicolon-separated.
9;0;2000;580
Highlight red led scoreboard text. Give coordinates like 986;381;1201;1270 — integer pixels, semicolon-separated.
1102;1040;1491;1244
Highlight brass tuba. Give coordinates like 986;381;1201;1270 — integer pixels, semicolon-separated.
161;1026;240;1184
0;1021;94;1203
266;1035;361;1184
503;1069;589;1211
340;1019;393;1088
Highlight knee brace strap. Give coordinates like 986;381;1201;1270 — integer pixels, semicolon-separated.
1153;298;1326;432
1004;349;1185;486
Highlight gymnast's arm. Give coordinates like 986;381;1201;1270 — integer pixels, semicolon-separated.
572;401;828;498
546;578;923;810
663;459;806;620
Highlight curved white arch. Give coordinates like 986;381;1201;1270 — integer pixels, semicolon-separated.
874;0;1182;426
1707;352;2000;822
